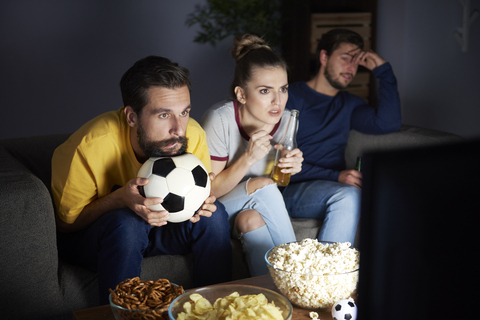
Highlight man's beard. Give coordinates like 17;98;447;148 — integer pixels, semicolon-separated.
324;63;350;90
137;123;188;158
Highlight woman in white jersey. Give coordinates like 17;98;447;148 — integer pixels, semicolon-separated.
201;34;303;276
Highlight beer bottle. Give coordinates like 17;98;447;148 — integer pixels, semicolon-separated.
355;156;362;172
270;109;299;186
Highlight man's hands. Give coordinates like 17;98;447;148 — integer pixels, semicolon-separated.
274;146;304;175
121;177;170;227
124;173;219;226
189;172;218;223
338;169;362;189
353;50;387;71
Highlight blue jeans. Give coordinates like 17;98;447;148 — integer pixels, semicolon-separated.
57;200;232;305
218;180;296;276
282;180;360;244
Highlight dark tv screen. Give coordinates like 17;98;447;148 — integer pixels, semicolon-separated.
357;139;480;320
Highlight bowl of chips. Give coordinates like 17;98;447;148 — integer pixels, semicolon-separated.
109;277;184;320
265;239;360;310
168;284;293;320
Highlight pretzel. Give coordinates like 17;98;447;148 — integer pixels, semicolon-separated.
109;277;184;320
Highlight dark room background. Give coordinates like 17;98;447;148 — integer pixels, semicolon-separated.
1;0;479;140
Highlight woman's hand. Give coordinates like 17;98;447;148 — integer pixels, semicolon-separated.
245;130;272;165
275;147;303;175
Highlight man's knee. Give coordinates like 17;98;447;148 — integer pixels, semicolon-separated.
235;210;266;234
332;185;361;210
212;200;228;220
246;177;275;195
341;185;361;201
194;200;230;234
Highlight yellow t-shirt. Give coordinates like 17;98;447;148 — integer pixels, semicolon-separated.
51;107;211;224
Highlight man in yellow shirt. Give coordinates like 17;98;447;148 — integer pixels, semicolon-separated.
52;56;232;304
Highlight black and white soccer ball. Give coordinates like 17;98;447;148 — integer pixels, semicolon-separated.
332;299;358;320
137;153;211;223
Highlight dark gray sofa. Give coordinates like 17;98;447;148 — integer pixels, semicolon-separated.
0;125;464;320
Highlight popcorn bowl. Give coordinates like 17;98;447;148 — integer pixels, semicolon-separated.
265;239;359;310
168;284;293;320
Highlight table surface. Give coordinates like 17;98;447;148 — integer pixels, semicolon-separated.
72;274;336;320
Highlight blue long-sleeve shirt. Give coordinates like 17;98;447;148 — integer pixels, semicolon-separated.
287;62;402;183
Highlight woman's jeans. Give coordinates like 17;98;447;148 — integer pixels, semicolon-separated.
282;180;361;245
57;200;232;305
218;180;296;276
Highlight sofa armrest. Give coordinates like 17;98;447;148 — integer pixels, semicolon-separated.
345;125;465;169
0;147;64;319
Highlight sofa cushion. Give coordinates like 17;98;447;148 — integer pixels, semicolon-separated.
292;218;322;240
345;125;465;169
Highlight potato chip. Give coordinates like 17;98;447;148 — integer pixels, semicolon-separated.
176;292;283;320
214;297;230;310
194;297;213;313
190;294;204;302
263;303;284;319
183;302;192;314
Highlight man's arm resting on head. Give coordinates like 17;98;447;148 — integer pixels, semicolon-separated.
350;61;402;134
56;178;168;233
354;50;387;70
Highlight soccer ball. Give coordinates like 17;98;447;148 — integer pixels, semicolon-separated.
332;299;358;320
137;153;211;223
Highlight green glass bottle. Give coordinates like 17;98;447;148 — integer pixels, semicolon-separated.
355;156;362;172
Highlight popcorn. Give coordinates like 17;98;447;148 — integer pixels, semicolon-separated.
267;239;360;309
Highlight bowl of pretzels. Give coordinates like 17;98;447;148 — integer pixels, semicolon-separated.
109;277;184;320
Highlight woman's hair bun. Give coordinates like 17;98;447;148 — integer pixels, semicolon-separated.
231;34;272;62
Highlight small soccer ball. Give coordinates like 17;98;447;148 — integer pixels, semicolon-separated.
332;299;357;320
137;153;211;223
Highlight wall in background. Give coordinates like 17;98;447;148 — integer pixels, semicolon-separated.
1;0;479;140
377;0;480;139
0;0;235;139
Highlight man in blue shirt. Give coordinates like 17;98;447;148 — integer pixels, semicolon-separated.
281;29;402;244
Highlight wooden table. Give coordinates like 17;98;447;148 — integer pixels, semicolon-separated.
73;274;335;320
